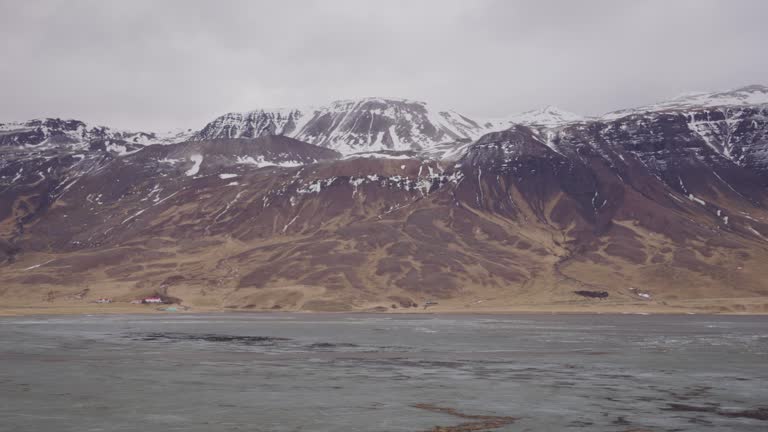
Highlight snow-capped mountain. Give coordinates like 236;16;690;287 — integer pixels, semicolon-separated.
484;106;587;129
0;118;195;153
195;97;486;155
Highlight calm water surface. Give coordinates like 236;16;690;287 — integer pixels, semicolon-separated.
1;313;766;431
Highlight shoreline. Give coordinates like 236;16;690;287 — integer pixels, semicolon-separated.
2;302;768;317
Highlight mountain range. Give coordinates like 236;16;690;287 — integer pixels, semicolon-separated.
2;85;768;313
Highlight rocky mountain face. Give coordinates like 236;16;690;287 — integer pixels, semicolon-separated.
1;86;768;313
195;109;308;141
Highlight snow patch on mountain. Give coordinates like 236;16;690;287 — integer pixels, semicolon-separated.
236;155;305;168
343;152;414;160
151;127;197;144
185;154;203;176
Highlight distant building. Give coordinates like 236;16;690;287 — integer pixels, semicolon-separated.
130;299;143;304
95;298;113;304
423;300;438;309
143;297;163;304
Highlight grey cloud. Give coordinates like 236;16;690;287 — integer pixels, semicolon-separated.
1;0;766;131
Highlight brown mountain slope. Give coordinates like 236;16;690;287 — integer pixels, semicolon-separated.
2;119;768;313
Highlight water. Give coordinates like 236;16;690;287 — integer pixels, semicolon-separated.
1;313;766;431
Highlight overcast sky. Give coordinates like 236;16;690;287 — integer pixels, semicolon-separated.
1;0;767;131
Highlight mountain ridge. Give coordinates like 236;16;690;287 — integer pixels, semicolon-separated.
2;85;768;313
4;84;768;158
603;84;768;120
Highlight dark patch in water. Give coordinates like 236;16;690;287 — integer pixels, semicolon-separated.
612;416;631;425
665;403;768;421
412;403;517;432
687;416;714;425
132;332;291;345
666;403;715;413
717;407;768;421
307;342;359;350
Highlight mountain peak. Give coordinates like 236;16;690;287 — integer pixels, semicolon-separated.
523;105;584;122
330;96;422;105
484;106;585;129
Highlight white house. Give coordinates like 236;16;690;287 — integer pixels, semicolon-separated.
143;297;163;304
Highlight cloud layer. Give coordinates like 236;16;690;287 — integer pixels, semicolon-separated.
1;0;766;131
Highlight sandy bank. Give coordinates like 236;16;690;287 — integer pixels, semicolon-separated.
2;297;767;317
